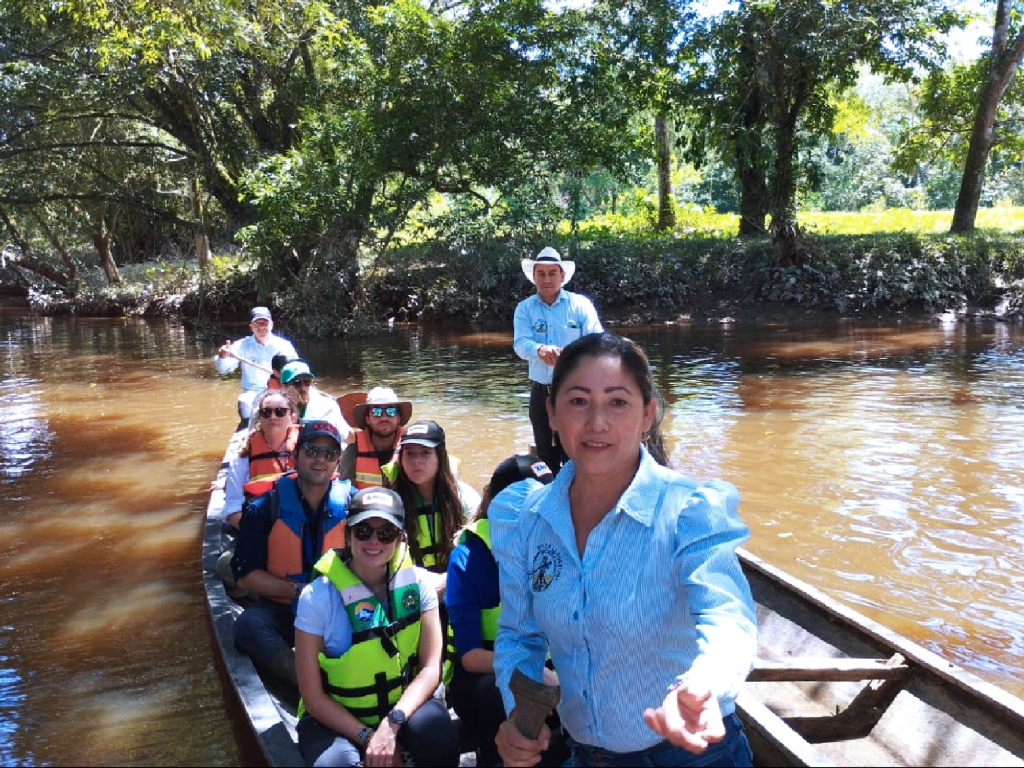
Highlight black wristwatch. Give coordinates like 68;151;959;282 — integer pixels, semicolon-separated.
387;708;407;727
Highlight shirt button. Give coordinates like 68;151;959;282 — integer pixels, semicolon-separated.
573;611;579;621
583;690;588;699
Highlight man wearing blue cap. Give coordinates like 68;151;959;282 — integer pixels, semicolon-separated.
280;359;351;442
215;305;299;422
231;420;351;686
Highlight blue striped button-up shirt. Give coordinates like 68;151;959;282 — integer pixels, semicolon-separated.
492;448;757;753
513;290;603;385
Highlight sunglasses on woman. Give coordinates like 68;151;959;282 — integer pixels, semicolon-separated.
259;406;291;418
301;444;341;462
351;522;402;543
369;406;399;418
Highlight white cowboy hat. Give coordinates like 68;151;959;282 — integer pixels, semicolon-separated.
521;246;575;286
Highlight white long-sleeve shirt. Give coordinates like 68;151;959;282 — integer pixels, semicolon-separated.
213;333;298;391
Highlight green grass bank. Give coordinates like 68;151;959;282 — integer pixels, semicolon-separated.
18;210;1024;337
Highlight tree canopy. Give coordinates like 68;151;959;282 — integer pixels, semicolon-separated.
0;0;1016;294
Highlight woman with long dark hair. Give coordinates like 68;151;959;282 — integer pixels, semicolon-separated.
494;332;757;768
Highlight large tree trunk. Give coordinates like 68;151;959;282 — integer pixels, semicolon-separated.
769;99;808;266
950;0;1024;234
736;34;768;236
29;207;77;281
655;113;676;230
91;218;122;285
189;178;211;270
738;165;768;236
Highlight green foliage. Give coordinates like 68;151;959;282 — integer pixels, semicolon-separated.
900;52;1024;174
353;225;1024;327
682;0;961;237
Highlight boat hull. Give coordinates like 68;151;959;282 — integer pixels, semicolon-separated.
738;549;1024;766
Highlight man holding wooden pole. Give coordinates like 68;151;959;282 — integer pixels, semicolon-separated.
214;306;299;423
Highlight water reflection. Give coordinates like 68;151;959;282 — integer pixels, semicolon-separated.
2;310;1024;766
643;319;1024;697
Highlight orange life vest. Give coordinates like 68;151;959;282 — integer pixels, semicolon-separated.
353;427;402;489
242;425;299;499
265;472;350;605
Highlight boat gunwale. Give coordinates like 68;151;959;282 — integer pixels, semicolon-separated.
201;428;303;767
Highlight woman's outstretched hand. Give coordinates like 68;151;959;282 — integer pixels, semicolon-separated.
643;680;725;754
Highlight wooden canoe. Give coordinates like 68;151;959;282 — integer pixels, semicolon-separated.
203;431;1024;766
201;428;303;766
738;548;1024;766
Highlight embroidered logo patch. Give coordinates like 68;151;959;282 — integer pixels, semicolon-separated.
402;590;419;612
532;320;548;334
354;601;376;624
530;543;562;592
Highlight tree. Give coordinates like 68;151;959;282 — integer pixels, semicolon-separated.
239;0;645;286
950;0;1024;233
591;0;695;230
0;2;199;287
687;0;957;259
684;9;770;234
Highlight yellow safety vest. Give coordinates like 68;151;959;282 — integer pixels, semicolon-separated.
297;548;422;726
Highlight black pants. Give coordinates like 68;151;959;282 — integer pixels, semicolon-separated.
447;671;568;768
529;382;564;474
297;697;458;767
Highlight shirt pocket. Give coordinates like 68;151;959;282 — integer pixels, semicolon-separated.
552;323;583;348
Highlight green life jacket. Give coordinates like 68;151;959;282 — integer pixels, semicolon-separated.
457;519;501;649
297;548;422;727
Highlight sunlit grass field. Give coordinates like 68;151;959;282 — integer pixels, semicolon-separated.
565;206;1024;241
801;207;1024;235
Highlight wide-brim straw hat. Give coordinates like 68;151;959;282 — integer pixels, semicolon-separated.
521;246;575;286
350;386;413;429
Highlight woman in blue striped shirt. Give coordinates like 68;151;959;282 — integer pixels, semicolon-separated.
493;332;757;767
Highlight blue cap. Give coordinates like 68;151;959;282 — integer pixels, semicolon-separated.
281;359;314;384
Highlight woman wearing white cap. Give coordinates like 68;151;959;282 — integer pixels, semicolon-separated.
294;487;459;767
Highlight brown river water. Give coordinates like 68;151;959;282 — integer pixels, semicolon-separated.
2;308;1024;765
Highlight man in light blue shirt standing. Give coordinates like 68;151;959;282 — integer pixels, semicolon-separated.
214;306;299;423
513;247;603;474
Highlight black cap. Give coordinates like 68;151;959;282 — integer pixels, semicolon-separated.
488;454;553;497
347;487;406;529
296;420;341;448
399;420;446;448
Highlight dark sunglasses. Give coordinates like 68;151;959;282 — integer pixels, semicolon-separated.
288;378;314;388
301;443;340;462
259;406;291;418
369;406;399;418
351;522;402;544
